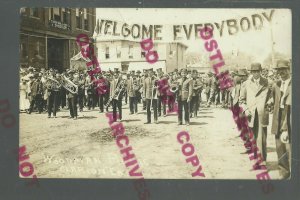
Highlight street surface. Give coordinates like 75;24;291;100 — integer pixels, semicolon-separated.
20;103;280;179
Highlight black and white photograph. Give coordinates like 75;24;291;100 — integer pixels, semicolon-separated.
19;8;292;180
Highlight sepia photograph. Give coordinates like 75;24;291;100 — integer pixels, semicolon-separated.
19;8;291;180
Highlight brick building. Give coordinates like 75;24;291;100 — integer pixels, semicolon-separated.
20;8;96;72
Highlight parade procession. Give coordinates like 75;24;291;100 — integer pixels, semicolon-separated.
19;8;292;180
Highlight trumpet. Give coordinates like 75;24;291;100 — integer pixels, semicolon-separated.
61;75;78;94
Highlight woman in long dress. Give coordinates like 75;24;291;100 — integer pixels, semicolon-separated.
20;78;30;112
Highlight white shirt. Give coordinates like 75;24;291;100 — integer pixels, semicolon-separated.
253;77;260;87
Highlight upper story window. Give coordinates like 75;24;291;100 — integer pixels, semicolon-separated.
76;8;82;29
84;8;89;31
30;8;39;18
105;47;110;59
53;8;60;21
62;8;70;24
128;45;133;59
116;47;121;58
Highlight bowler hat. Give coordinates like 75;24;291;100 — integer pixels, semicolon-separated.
237;69;248;76
249;63;262;71
274;59;290;69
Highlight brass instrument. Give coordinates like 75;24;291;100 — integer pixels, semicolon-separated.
133;78;140;91
150;78;158;107
45;76;61;90
61;75;78;94
105;79;126;108
169;80;180;94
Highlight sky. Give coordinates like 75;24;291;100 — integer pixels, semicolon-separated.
95;8;291;63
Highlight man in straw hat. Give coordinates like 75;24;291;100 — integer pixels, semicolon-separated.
269;59;291;179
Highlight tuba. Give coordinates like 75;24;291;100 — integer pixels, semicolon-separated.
61;75;78;94
45;76;61;90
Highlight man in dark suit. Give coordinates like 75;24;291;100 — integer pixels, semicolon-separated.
232;69;248;107
110;70;124;122
239;63;271;162
190;70;202;118
177;69;193;126
270;60;291;179
127;72;137;115
28;73;44;114
143;69;158;124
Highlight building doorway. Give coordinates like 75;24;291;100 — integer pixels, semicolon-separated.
47;38;65;72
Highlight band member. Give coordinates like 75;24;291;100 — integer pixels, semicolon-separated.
205;72;213;107
190;70;202;118
28;73;44;114
141;69;147;110
127;72;138;115
135;70;142;104
67;73;78;120
270;60;291;179
86;77;95;110
239;63;271;162
143;69;158;124
47;73;61;118
78;73;86;112
97;72;108;113
177;69;193;125
110;70;124;122
156;69;164;117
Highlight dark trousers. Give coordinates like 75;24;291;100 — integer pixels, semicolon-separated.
160;95;169;115
143;100;146;110
129;96;138;114
29;94;43;113
124;91;128;104
99;94;104;112
87;94;94;110
146;99;157;123
61;89;66;108
47;91;59;117
252;110;267;161
178;99;190;124
112;99;122;121
78;90;84;111
190;96;199;117
68;96;78;118
275;108;291;178
157;96;162;116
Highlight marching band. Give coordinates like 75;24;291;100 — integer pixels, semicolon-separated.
20;66;207;125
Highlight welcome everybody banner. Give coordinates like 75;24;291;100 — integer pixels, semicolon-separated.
94;10;275;41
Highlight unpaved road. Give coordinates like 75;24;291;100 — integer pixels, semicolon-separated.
20;103;280;179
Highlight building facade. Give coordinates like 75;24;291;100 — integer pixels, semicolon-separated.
20;8;96;72
96;39;187;73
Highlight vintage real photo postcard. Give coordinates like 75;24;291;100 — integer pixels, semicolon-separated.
19;8;291;180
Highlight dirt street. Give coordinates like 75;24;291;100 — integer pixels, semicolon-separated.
20;103;280;179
